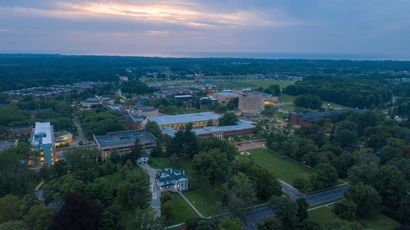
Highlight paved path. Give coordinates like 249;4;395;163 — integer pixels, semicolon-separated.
177;191;204;218
72;117;88;146
141;163;162;217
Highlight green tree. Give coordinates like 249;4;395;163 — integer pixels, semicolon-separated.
344;182;381;217
118;168;151;211
332;199;357;221
252;167;282;200
336;129;357;148
128;207;162;230
43;174;85;204
218;112;239;126
347;161;379;186
85;178;113;207
294;94;322;109
296;196;309;222
131;137;144;165
99;205;121;230
0;195;25;224
161;201;174;226
292;173;311;193
323;218;364;230
268;196;298;230
374;165;407;207
217;217;243;230
160;192;172;204
146;121;162;140
314;163;338;189
192;149;229;185
24;205;55;230
0;220;27;230
399;195;410;224
298;218;323;230
254;216;281;230
223;172;256;218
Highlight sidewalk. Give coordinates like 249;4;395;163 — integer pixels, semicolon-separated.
177;191;204;218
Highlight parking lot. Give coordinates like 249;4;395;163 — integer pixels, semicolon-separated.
0;140;17;152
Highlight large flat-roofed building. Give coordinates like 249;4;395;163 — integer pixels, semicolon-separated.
290;109;367;127
94;130;156;157
122;113;146;130
129;106;159;117
31;122;56;165
213;91;239;103
146;112;220;129
239;92;264;114
161;120;255;140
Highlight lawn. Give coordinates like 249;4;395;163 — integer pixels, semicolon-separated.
358;214;400;230
247;148;312;184
103;172;121;189
278;94;296;103
184;183;223;217
170;194;199;225
308;207;337;225
309;207;400;230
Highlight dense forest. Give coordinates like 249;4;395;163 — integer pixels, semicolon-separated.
1;54;410;91
284;77;392;108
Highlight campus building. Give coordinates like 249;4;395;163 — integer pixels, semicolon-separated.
213;91;239;103
31;122;56;165
122;113;146;130
290;109;367;127
145;112;220;129
93;130;156;157
161;120;255;140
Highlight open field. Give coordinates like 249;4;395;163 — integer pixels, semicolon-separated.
184;183;223;217
358;214;400;230
170;194;199;225
308;207;337;225
308;207;400;229
247;148;312;184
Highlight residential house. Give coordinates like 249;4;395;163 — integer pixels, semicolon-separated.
156;169;188;192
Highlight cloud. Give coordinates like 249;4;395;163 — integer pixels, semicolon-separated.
0;0;409;57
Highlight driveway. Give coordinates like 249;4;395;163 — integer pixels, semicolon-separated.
72;117;88;146
140;163;161;217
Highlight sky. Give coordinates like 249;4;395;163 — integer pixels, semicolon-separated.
0;0;410;58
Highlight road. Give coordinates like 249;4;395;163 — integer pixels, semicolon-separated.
244;185;348;230
140;163;162;217
71;117;88;146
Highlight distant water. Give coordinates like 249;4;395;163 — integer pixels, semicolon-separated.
94;52;409;61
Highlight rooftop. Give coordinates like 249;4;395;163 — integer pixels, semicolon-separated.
204;120;255;132
126;114;146;123
148;112;220;126
160;127;178;137
94;130;156;148
293;109;367;121
33;122;54;144
214;92;239;97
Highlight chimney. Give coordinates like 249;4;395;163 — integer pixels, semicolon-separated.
183;170;185;175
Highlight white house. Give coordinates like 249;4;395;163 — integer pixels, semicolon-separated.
138;154;149;165
156;169;188;192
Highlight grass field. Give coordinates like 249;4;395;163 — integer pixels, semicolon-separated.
308;207;400;229
247;148;312;184
103;172;121;189
358;214;400;230
184;184;223;217
308;207;337;225
170;194;199;225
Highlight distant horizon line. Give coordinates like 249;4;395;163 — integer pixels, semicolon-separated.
1;52;410;61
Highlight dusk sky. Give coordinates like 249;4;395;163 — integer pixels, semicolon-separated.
1;0;410;57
